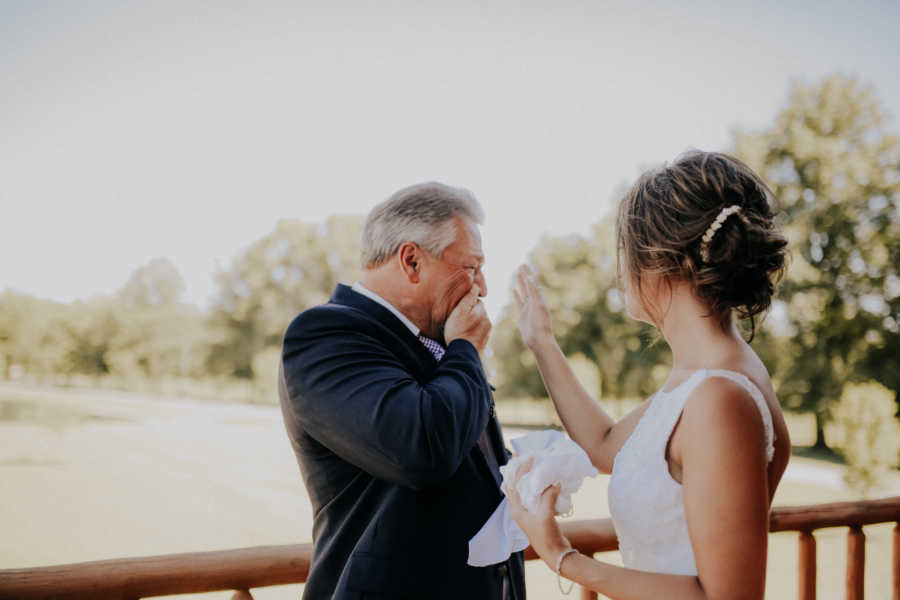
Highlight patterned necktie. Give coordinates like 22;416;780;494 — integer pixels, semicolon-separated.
418;334;446;361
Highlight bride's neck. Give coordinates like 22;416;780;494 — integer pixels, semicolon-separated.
658;284;744;370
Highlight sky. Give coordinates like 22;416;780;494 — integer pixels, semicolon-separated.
2;0;899;320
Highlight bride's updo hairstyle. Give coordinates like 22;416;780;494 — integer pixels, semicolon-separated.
616;150;788;340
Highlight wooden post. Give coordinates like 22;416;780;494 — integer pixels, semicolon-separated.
846;525;865;600
231;590;254;600
893;522;900;600
798;530;816;600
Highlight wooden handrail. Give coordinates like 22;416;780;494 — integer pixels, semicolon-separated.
769;495;900;532
0;545;313;600
1;496;898;600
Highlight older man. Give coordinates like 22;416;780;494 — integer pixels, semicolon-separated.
278;182;525;599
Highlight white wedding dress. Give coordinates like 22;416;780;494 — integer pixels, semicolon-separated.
607;369;776;575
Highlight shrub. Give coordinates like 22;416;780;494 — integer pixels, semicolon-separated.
826;381;900;496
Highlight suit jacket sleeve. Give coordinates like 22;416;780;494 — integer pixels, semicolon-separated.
281;306;493;490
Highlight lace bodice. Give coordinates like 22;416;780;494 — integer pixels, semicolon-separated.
607;369;775;576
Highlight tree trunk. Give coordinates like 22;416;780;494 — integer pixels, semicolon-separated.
813;410;829;451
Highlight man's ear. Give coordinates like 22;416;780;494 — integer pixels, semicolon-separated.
398;242;421;283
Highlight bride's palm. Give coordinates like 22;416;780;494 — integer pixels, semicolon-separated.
513;265;554;349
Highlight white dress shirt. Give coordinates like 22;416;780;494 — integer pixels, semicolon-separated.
351;281;420;336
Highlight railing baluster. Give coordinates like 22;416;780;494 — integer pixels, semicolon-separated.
893;522;900;600
846;525;865;600
798;530;816;600
230;590;253;600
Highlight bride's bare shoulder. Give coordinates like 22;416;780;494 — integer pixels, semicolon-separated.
678;377;770;462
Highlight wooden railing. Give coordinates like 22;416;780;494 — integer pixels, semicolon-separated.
1;497;898;600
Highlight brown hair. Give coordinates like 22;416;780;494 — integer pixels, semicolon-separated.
616;150;788;340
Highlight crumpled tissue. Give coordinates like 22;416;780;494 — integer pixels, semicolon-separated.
467;429;598;566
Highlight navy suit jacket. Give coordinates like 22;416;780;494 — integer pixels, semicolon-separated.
279;284;526;599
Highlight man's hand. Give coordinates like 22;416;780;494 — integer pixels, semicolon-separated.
444;285;491;353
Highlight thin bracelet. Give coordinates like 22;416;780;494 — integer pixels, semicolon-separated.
555;547;579;595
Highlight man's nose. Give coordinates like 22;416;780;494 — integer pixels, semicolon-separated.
475;271;487;297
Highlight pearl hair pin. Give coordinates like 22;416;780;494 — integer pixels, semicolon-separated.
700;205;742;262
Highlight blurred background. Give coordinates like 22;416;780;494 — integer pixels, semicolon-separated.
2;1;899;598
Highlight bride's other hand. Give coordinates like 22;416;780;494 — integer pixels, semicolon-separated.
513;265;555;350
505;457;571;569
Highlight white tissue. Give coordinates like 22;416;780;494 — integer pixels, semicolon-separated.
503;429;599;514
467;429;598;566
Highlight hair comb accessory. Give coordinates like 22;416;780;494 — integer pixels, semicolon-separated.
700;205;742;262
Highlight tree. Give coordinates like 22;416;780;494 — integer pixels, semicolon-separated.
826;381;900;497
0;291;72;378
734;74;900;448
491;219;671;403
0;259;211;382
207;215;363;378
107;258;209;380
61;299;121;376
118;258;185;308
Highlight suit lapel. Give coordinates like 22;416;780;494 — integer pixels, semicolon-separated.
329;284;436;374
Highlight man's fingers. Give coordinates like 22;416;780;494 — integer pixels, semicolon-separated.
458;286;486;318
468;285;483;308
446;271;474;306
447;280;476;316
456;284;479;307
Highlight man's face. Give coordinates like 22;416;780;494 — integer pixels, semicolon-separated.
419;217;487;341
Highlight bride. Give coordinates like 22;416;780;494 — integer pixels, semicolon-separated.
506;151;791;599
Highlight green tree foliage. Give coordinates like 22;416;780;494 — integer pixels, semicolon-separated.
734;75;900;447
62;299;119;376
1;218;363;391
118;258;186;308
491;220;671;402
0;259;209;382
106;258;211;380
0;292;71;377
207;215;363;378
826;381;900;497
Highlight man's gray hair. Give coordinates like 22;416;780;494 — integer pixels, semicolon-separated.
361;182;485;268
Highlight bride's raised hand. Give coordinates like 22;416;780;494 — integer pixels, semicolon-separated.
513;264;555;351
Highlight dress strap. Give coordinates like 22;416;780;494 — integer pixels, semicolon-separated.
699;369;776;463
